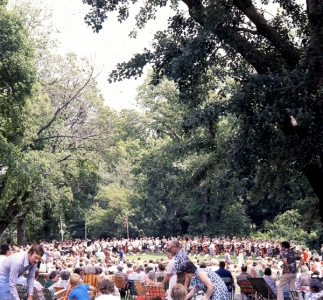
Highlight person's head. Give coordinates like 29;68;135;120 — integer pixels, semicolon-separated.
168;240;181;255
166;249;175;259
301;266;309;273
74;268;84;276
281;241;290;250
199;262;207;268
312;270;320;278
70;273;81;288
98;279;115;295
310;279;323;293
241;265;248;272
181;261;197;278
60;270;71;281
117;265;124;272
136;266;142;273
219;261;225;268
49;270;60;282
264;268;272;276
171;284;187;300
158;263;165;272
148;271;157;281
145;266;153;274
315;257;320;262
28;244;44;265
85;265;96;274
0;244;11;256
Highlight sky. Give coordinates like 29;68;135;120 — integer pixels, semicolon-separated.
43;0;179;111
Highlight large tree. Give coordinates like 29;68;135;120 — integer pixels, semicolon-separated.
83;0;323;220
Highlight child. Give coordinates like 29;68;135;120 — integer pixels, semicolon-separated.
68;273;95;300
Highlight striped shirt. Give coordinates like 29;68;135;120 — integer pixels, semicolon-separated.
0;251;37;300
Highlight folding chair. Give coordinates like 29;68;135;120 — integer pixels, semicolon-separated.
84;273;99;297
134;281;146;296
289;290;306;300
127;280;138;298
221;277;234;300
53;286;68;300
145;285;167;300
237;280;255;300
42;288;66;300
114;276;128;291
17;284;28;300
248;278;276;300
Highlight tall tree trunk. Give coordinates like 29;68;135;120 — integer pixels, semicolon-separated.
43;204;52;239
17;218;26;246
199;185;207;225
303;154;323;222
194;126;207;226
0;190;31;235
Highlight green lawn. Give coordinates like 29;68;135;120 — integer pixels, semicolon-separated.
125;252;240;263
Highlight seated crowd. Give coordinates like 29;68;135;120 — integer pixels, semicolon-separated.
1;238;323;300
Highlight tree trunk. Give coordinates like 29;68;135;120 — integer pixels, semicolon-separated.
17;218;26;246
0;190;31;235
303;154;323;222
199;184;207;225
43;204;52;239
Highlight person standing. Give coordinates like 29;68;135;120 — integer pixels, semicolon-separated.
0;244;12;265
160;240;189;288
0;244;44;300
277;241;303;300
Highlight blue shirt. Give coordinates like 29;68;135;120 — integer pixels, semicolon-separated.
68;283;90;300
216;268;233;279
0;252;37;300
215;268;233;288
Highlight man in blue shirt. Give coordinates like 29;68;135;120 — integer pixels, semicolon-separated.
119;248;124;262
0;244;44;300
216;261;234;291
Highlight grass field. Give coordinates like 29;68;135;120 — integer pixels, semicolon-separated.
124;252;240;263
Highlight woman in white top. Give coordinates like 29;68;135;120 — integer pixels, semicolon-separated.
95;279;120;300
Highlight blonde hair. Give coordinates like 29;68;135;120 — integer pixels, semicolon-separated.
70;273;81;287
171;284;187;300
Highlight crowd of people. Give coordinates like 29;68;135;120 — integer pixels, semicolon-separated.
0;236;323;300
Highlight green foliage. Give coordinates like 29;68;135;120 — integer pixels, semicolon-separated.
252;209;317;245
87;183;131;238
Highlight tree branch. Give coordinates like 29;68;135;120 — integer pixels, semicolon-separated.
37;67;95;136
181;0;272;73
232;0;300;69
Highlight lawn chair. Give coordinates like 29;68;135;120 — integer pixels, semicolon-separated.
53;286;68;300
17;284;40;300
221;277;234;300
37;275;47;287
237;280;255;300
145;285;167;300
42;288;66;300
134;281;146;297
127;280;138;298
17;284;28;300
114;276;128;290
83;273;99;298
248;278;276;300
289;290;306;300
